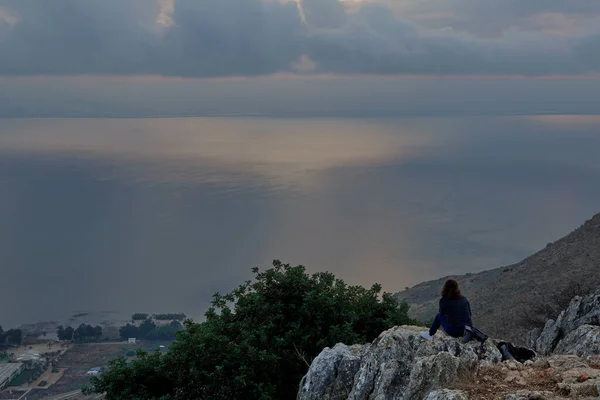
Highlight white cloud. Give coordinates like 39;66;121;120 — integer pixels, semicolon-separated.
0;6;18;38
156;0;175;29
0;0;599;77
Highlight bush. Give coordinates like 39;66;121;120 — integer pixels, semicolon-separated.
86;260;416;400
152;313;186;321
132;313;149;321
516;280;596;330
126;350;136;357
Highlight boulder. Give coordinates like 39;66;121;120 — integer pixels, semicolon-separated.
553;325;600;357
531;291;600;356
297;325;502;400
298;343;364;400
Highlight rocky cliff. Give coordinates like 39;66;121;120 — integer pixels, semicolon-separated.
298;291;600;400
528;291;600;358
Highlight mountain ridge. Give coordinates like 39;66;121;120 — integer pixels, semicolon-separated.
393;212;600;341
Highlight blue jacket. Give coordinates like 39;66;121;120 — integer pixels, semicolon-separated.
439;296;472;328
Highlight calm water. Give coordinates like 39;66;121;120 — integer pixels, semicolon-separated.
1;116;599;327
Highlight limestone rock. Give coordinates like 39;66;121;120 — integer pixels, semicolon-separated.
298;325;502;400
504;390;554;400
425;389;469;400
553;325;600;357
298;343;364;400
531;291;600;356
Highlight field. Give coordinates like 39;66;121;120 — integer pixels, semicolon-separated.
0;389;27;399
7;369;36;386
25;343;125;400
23;341;172;400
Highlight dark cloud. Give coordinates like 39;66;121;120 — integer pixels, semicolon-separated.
0;0;599;77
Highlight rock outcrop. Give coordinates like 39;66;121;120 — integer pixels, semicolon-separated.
529;291;600;357
299;290;600;400
298;325;502;400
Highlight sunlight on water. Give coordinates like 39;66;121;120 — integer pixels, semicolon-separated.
0;116;599;326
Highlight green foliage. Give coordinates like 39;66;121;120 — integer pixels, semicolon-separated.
144;322;183;341
57;326;65;340
84;351;173;399
120;320;183;342
86;260;416;400
64;326;74;341
119;324;140;340
72;324;102;342
132;313;149;321
0;328;23;346
119;318;175;341
153;313;186;321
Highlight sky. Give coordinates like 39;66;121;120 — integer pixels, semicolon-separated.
1;0;600;77
1;0;600;117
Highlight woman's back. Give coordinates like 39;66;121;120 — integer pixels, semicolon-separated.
439;296;472;327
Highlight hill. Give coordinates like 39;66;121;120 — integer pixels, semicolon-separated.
393;212;600;341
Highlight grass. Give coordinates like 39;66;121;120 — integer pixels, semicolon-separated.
8;369;37;386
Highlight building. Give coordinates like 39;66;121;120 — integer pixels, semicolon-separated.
16;349;41;362
0;363;25;390
86;367;103;376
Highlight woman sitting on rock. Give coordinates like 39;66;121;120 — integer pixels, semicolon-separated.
421;278;473;343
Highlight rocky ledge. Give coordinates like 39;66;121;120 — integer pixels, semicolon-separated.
528;291;600;357
298;291;600;400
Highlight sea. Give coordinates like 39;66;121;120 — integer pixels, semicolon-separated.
1;115;599;328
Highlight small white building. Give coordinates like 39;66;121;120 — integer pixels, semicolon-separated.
128;338;137;344
86;367;103;376
16;349;41;362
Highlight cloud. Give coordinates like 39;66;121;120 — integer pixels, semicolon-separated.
0;0;599;77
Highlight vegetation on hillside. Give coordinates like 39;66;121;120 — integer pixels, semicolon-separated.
119;320;184;341
132;313;149;321
0;326;23;347
57;324;102;342
516;280;596;330
85;260;416;400
153;313;186;321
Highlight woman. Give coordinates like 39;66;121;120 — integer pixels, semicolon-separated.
421;279;473;343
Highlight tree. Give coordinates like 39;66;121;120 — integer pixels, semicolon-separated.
132;313;149;322
73;324;100;342
93;326;103;340
144;324;184;341
153;313;186;321
57;326;66;341
64;326;74;341
86;260;416;400
119;324;139;340
138;319;156;338
4;329;22;345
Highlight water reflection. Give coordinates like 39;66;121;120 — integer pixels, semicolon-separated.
0;116;599;327
0;118;432;188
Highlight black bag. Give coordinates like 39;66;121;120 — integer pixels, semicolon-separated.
465;325;488;342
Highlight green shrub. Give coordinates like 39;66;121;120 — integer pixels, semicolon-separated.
86;260;416;400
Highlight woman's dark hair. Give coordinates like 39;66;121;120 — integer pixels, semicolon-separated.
441;279;462;299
